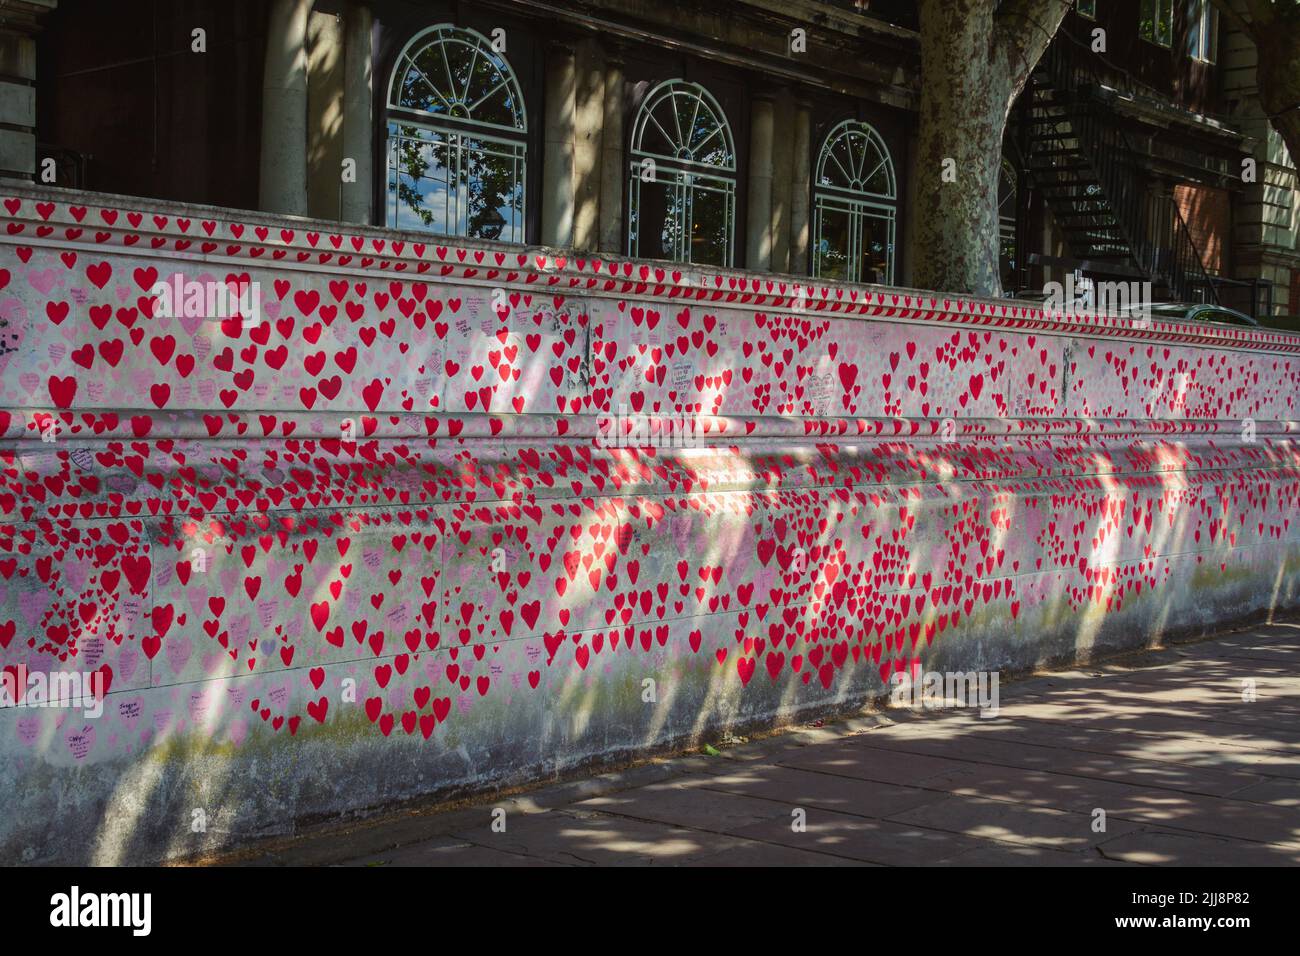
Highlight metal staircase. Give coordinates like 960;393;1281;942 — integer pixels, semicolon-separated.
1011;38;1220;305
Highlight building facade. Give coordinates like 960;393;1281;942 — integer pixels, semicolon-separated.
5;0;1300;864
10;0;1299;314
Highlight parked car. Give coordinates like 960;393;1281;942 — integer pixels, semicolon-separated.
1119;302;1260;328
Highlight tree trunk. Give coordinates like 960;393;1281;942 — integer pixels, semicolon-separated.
910;0;1070;298
912;1;1008;296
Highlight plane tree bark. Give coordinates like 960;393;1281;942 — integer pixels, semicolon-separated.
910;0;1072;297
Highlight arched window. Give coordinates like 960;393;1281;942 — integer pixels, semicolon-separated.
627;80;736;267
813;120;896;284
385;25;527;241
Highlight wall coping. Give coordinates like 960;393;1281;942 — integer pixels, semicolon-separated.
3;184;1300;355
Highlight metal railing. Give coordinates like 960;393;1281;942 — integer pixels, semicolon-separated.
1031;39;1222;306
1166;197;1219;305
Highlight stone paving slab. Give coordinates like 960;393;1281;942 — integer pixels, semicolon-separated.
1008;692;1300;730
860;710;1300;780
938;842;1137;866
769;741;965;788
219;623;1300;867
824;735;1269;797
448;809;747;867
574;779;796;833
721;809;992;865
672;839;874;867
914;765;1300;844
1094;828;1300;866
1223;778;1300;807
1000;708;1300;751
350;837;567;867
691;765;952;818
883;794;1144;851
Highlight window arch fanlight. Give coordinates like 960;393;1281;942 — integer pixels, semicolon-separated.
385;24;528;242
627;79;736;268
813;119;896;285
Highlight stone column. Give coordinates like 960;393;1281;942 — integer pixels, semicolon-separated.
598;54;625;256
340;0;374;224
306;9;344;221
789;98;812;276
769;92;794;274
541;43;576;249
259;0;311;216
746;94;775;271
0;0;56;183
572;40;604;253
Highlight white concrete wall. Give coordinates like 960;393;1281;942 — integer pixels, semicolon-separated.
2;186;1300;863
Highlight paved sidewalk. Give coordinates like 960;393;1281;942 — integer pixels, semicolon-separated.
225;623;1300;866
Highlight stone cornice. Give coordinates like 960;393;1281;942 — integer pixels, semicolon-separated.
3;185;1299;355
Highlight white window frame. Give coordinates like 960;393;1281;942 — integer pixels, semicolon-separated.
1140;0;1174;48
812;119;897;285
385;24;529;241
626;79;737;267
1188;0;1219;63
